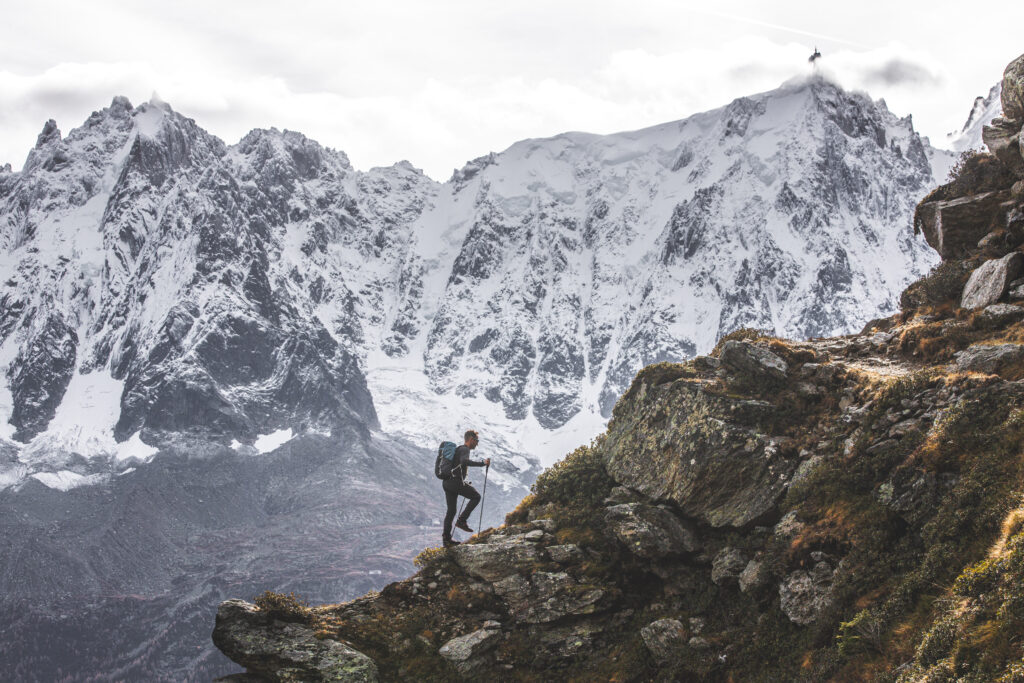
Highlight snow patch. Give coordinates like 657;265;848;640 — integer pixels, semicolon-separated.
115;431;159;462
254;428;293;454
22;369;158;463
30;470;103;491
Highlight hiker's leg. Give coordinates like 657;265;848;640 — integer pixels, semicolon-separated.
458;484;481;522
442;485;459;540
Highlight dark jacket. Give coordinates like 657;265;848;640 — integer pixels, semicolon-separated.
452;444;485;482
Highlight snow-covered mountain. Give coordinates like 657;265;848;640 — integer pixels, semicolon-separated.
948;83;1003;153
0;75;953;484
0;74;953;679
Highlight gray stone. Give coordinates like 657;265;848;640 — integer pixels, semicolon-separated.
917;192;1007;259
977;303;1024;328
791;455;825;485
529;518;558;533
954;343;1024;374
604;503;702;558
961;253;1024;309
1001;53;1024;122
546;543;583;564
439;628;501;675
492;571;605;624
719;340;788;381
212;599;379;682
982;118;1024;178
601;379;799;528
521;529;545;542
640;618;687;664
688;636;712;650
774;510;804;538
449;538;546;582
779;562;835;625
711;547;748;585
739;559;770;593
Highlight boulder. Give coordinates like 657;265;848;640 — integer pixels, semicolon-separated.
449;537;546;582
212;599;379;682
604;503;701;557
546;544;584;564
601;379;798;528
739;559;771;593
977;303;1024;328
719;340;788;381
961;252;1024;309
779;562;835;625
492;571;606;624
954;343;1024;374
1001;53;1024;122
640;618;688;664
982;118;1024;178
711;547;748;585
439;628;501;675
917;192;1007;259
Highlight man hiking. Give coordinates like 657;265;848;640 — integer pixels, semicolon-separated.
442;430;490;547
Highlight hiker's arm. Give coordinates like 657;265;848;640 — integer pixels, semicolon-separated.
467;457;491;467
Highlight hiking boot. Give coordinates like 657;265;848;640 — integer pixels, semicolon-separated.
443;538;461;548
455;519;474;533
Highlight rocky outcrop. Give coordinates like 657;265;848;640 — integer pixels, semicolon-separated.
604;503;701;558
718;340;788;381
640;618;687;664
438;625;501;675
954;343;1024;373
212;600;379;682
779;558;836;625
600;361;802;527
916;191;1008;259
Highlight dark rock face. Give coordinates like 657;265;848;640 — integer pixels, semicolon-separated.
604;503;701;557
9;314;77;441
917;191;1008;259
600;365;798;528
1002;54;1024;122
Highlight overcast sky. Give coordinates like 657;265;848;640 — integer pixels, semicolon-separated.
1;1;1021;180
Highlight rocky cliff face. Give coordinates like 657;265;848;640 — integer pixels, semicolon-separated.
212;54;1024;682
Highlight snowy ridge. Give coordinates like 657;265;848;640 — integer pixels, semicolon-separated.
0;76;953;489
947;83;1002;154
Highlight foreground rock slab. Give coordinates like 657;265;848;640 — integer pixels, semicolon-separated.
212;600;379;682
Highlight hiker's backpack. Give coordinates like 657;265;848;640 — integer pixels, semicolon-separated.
435;441;458;479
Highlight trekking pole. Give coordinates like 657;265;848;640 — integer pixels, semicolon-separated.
477;462;489;534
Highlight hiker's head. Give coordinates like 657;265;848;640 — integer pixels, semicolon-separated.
464;430;479;449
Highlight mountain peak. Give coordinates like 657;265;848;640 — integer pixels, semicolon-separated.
34;119;60;148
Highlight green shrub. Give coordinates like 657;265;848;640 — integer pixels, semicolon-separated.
413;545;447;569
531;442;614;510
253;590;312;624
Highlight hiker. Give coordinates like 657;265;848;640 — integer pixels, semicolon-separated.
442;430;490;547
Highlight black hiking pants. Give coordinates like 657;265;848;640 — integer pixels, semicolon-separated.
442;478;480;540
